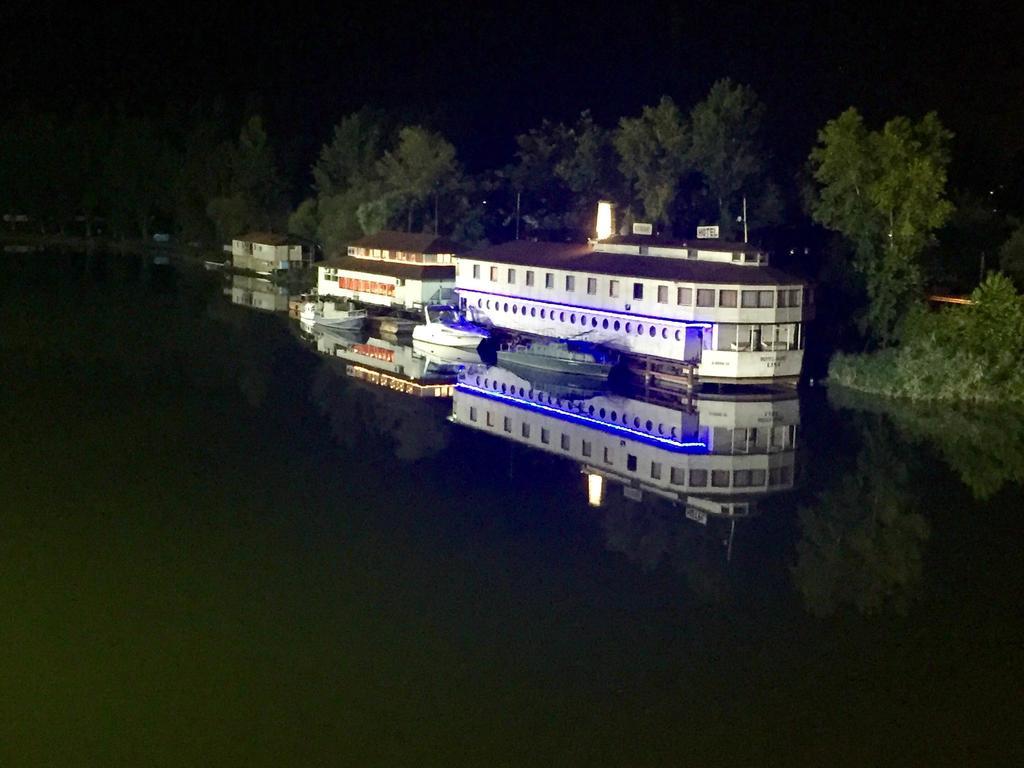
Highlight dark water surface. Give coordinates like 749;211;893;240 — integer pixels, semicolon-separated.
2;254;1023;766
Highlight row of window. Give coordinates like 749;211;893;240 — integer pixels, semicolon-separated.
468;263;801;308
466;405;792;487
348;247;453;264
474;299;690;341
472;375;688;438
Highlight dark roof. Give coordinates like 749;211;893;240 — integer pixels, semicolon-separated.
461;241;802;286
321;255;455;280
601;233;761;253
350;231;464;255
237;231;301;246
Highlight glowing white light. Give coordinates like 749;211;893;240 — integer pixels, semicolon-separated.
596;201;614;240
587;473;605;507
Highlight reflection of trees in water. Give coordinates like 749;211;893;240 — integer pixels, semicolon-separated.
830;387;1024;500
308;361;450;463
793;424;929;617
599;492;731;604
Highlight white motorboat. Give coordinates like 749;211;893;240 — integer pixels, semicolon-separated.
411;304;491;349
300;299;368;329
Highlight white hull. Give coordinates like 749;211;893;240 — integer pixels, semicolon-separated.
412;323;487;349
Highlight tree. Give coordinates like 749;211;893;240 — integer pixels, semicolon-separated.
689;79;769;236
312;108;388;197
614;96;690;228
287;198;319;241
554;111;623;232
377;126;458;233
809;108;954;344
504;119;575;235
999;222;1024;290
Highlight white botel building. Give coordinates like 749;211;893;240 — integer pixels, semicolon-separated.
451;365;798;519
455;229;810;383
316;231;460;311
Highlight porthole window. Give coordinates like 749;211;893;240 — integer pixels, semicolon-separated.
501;383;507;393
518;387;525;396
649;326;657;338
602;319;609;329
661;328;667;338
674;329;682;341
645;420;653;431
622;413;629;425
658;424;665;435
634;417;641;428
671;427;678;438
610;410;617;420
477;298;482;307
625;322;632;333
540;309;546;319
637;324;644;335
484;378;490;388
475;376;481;385
588;405;595;415
560;312;566;322
486;300;492;309
503;302;509;312
530;307;536;317
592;317;598;327
599;408;606;418
570;314;576;324
512;304;518;314
614;320;621;331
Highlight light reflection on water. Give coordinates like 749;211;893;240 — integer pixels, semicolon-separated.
2;252;1023;765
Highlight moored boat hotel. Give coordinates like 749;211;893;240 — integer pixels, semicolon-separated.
316;231;462;310
455;207;811;384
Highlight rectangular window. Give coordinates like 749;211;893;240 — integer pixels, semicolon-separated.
651;462;662;480
742;290;758;308
732;251;742;262
604;446;613;464
633;282;644;300
657;285;668;304
541;428;550;445
521;422;531;438
503;416;512;433
626;454;638;471
582;440;592;457
609;280;620;298
690;469;708;487
696;289;715;307
670;467;685;485
472;264;480;279
711;469;730;487
677;287;692;305
489;266;498;281
565;275;575;292
526;270;535;287
560;434;570;451
758;290;774;308
751;469;767;486
720;290;737;308
587;277;597;295
545;273;554;289
486;412;494;427
469;406;477;422
508;268;516;284
733;469;752;487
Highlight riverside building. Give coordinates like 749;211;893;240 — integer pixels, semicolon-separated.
455;207;810;384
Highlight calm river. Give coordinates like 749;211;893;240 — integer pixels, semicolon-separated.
1;252;1022;766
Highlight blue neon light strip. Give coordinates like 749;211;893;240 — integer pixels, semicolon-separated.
456;383;708;453
455;287;714;328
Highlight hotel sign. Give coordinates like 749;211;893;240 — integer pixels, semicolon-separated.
696;225;719;239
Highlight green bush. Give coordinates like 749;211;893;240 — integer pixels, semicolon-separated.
829;273;1024;403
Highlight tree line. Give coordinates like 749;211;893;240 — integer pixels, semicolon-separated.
5;81;1024;360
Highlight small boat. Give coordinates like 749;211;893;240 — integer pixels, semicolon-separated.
496;339;618;379
412;338;483;366
411;304;491;349
300;299;368;329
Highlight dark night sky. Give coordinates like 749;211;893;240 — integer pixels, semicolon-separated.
4;0;1023;187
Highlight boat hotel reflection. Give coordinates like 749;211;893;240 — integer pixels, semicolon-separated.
226;274;292;312
309;325;476;397
451;365;798;521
